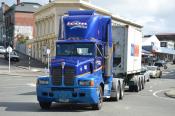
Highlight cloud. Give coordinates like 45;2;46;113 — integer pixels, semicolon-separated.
92;0;175;34
3;0;175;34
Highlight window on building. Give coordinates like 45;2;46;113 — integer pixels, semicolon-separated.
161;42;167;47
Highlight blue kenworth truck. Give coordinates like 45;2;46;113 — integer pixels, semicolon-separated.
36;10;144;110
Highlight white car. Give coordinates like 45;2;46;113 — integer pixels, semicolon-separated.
0;46;6;54
141;67;151;82
147;66;162;78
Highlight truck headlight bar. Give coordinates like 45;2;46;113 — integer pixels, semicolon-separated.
37;80;49;85
79;80;94;86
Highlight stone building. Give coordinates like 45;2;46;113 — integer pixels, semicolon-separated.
4;1;41;53
28;0;142;63
0;2;9;46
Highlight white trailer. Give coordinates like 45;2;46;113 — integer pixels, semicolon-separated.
112;25;144;92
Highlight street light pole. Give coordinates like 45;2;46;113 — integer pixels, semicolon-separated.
9;51;10;72
46;48;51;73
7;46;12;73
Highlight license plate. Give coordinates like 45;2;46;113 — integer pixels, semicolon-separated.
59;99;69;103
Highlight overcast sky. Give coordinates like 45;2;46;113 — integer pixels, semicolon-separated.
2;0;175;35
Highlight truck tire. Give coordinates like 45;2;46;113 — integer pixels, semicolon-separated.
141;78;145;90
92;86;103;110
110;82;120;101
129;85;134;92
119;83;124;100
39;101;52;109
135;81;140;92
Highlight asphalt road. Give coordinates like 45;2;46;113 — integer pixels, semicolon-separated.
0;58;175;116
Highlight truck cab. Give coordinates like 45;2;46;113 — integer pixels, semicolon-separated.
36;10;121;110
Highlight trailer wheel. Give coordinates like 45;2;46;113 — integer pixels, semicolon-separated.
39;101;52;109
141;78;145;90
129;85;134;92
92;86;103;110
135;81;140;92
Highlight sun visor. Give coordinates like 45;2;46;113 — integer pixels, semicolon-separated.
68;10;95;16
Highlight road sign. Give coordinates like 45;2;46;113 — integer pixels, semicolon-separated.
6;46;12;53
46;49;51;54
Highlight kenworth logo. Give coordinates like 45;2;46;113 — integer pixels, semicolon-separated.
67;21;88;29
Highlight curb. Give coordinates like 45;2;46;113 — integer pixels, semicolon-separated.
164;90;175;98
0;73;36;77
15;65;46;73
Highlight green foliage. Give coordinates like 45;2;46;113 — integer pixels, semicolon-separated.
16;34;29;44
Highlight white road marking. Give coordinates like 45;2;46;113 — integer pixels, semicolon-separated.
27;83;36;87
149;90;153;92
163;72;170;74
0;107;6;111
153;89;175;101
125;106;130;110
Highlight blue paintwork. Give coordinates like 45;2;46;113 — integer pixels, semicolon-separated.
37;69;104;104
37;10;113;106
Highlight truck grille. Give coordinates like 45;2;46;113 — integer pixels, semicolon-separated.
51;66;75;86
51;67;62;85
64;66;75;86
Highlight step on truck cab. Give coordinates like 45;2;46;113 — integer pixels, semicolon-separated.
36;10;143;110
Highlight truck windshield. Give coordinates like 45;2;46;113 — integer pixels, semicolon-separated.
56;43;95;56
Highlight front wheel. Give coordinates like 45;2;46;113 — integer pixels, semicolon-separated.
92;86;103;110
39;101;52;109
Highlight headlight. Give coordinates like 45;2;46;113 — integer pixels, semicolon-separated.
79;80;94;86
37;79;49;85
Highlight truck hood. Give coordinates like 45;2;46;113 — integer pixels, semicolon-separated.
51;56;94;67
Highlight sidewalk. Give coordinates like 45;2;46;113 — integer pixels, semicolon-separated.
0;67;47;77
164;89;175;98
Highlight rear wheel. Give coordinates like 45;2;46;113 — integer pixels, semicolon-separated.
92;86;103;110
39;101;52;109
135;81;140;92
141;78;144;90
119;83;124;100
129;85;134;92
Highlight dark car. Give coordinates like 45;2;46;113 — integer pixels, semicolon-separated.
173;59;175;64
4;51;20;62
154;60;167;69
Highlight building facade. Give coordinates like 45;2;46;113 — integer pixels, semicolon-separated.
28;0;142;63
4;2;41;53
142;34;175;62
0;2;9;46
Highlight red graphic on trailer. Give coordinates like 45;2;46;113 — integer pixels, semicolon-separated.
131;44;139;57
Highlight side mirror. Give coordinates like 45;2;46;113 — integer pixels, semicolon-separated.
90;62;94;74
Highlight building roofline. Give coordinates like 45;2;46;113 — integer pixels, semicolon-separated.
34;0;142;28
4;2;41;14
156;33;175;36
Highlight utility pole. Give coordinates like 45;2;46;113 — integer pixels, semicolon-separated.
28;44;32;70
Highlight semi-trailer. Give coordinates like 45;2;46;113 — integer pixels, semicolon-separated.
36;10;144;110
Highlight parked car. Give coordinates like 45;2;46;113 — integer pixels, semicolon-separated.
173;59;175;64
0;46;6;54
154;60;167;69
147;66;162;78
141;66;151;82
4;51;20;62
